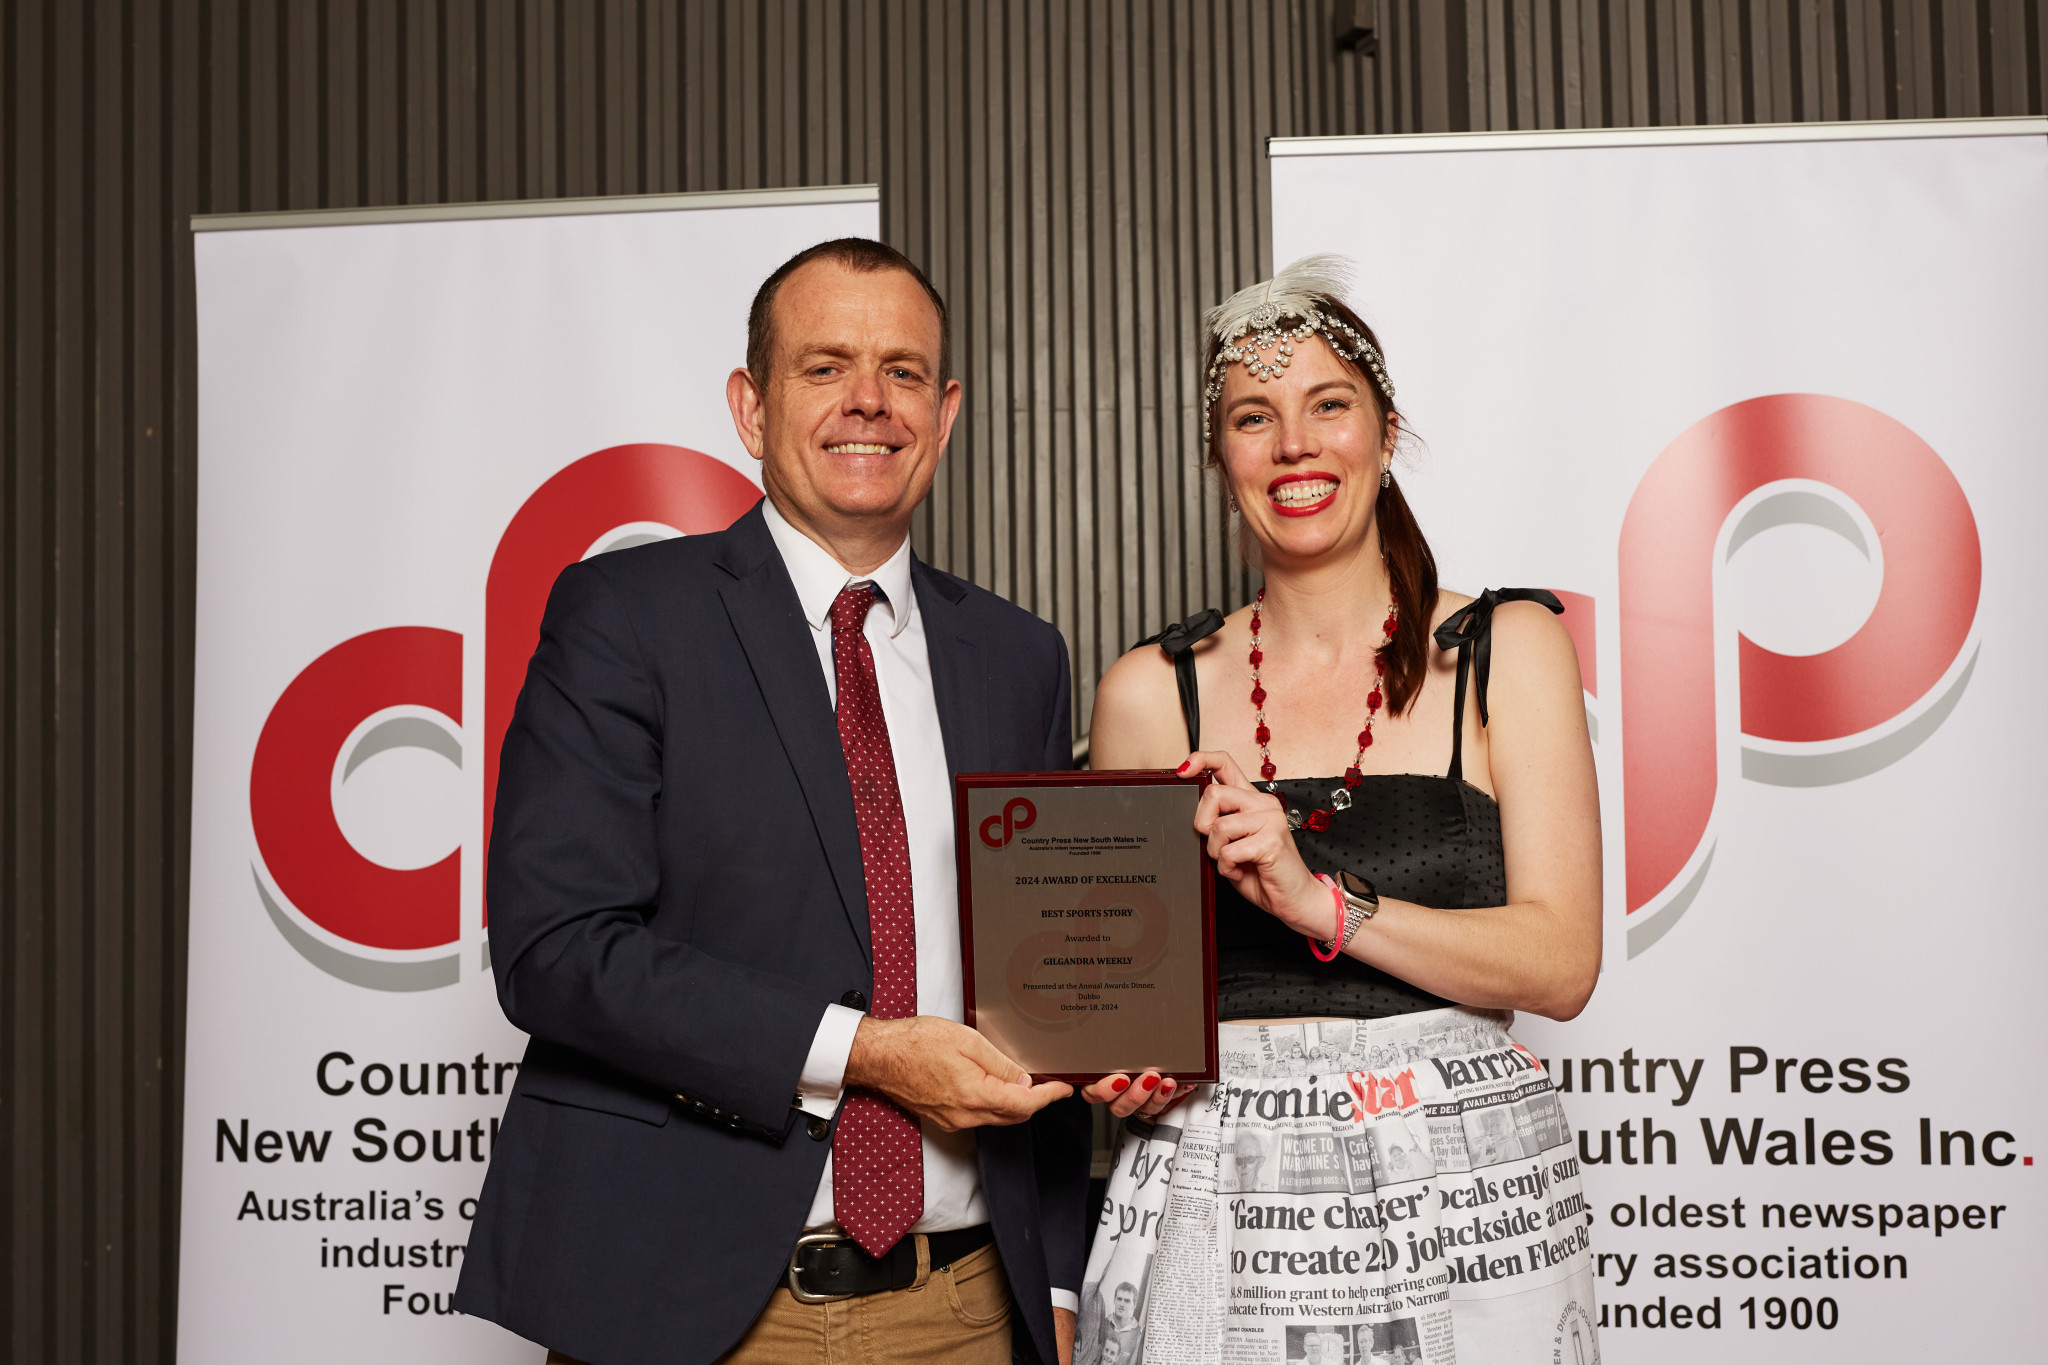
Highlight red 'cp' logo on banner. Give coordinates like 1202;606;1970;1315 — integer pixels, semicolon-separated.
248;444;760;990
1617;394;1981;955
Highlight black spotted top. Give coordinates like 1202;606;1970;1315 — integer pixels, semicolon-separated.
1216;775;1500;1019
1150;588;1560;1021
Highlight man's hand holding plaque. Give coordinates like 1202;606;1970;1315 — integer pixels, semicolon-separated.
844;1014;1073;1132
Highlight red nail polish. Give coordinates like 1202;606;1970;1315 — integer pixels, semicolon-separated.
1177;760;1190;773
1162;1079;1177;1092
1141;1075;1160;1091
1109;1076;1130;1093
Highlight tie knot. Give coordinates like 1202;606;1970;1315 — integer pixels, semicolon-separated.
830;582;877;635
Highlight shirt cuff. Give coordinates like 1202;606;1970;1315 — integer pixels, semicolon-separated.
1050;1288;1080;1315
794;1003;863;1119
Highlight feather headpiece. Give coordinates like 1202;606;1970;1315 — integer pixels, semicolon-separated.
1202;253;1357;342
1200;253;1392;445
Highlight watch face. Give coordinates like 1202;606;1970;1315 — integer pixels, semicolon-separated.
1338;870;1377;901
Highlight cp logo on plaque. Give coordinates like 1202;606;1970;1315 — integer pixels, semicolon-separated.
979;797;1037;849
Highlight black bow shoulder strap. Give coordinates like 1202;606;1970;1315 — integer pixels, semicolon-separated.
1431;587;1563;781
1135;608;1225;752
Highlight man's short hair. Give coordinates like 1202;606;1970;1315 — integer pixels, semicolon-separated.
745;237;951;386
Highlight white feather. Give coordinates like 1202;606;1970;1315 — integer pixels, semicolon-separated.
1202;253;1357;340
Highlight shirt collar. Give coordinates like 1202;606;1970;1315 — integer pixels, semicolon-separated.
760;495;918;639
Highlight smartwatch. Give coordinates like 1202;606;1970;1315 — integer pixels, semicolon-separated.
1315;870;1380;956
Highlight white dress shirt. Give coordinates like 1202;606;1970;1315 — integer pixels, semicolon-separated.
762;499;991;1239
764;502;1079;1314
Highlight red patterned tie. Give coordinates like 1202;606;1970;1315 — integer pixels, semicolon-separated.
828;582;924;1257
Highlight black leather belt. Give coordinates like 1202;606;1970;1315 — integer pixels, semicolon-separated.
786;1224;995;1304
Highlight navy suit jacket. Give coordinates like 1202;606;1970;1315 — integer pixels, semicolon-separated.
454;503;1091;1365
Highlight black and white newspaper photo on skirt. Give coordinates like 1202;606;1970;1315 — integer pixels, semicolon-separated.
1079;1012;1600;1365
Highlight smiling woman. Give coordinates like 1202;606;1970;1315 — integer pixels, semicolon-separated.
1197;257;1436;717
1075;256;1605;1363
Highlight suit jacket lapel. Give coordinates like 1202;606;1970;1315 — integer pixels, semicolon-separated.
716;507;871;962
914;559;989;779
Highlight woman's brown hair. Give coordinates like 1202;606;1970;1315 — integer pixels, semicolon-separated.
1202;296;1439;716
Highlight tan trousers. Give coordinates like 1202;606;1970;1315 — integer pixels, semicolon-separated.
545;1240;1013;1365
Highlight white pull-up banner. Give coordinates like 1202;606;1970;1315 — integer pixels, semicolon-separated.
182;187;878;1361
1272;119;2047;1361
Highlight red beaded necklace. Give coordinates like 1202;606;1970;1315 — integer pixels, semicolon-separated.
1249;587;1398;832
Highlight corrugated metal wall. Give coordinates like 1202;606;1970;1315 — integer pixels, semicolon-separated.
3;1;2041;1356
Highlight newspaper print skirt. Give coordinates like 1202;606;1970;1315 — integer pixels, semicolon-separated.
1078;1011;1599;1365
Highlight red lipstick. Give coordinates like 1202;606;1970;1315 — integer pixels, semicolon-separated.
1266;472;1340;518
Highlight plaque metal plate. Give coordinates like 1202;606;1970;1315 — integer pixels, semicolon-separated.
955;770;1218;1084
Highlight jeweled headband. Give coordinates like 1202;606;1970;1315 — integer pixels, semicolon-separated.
1200;253;1393;445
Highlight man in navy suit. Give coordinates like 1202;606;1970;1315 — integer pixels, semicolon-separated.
454;239;1090;1364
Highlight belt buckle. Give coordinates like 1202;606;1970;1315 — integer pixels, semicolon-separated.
787;1230;858;1305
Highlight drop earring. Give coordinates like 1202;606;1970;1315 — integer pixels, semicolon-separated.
1228;492;1239;513
1381;465;1392;489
